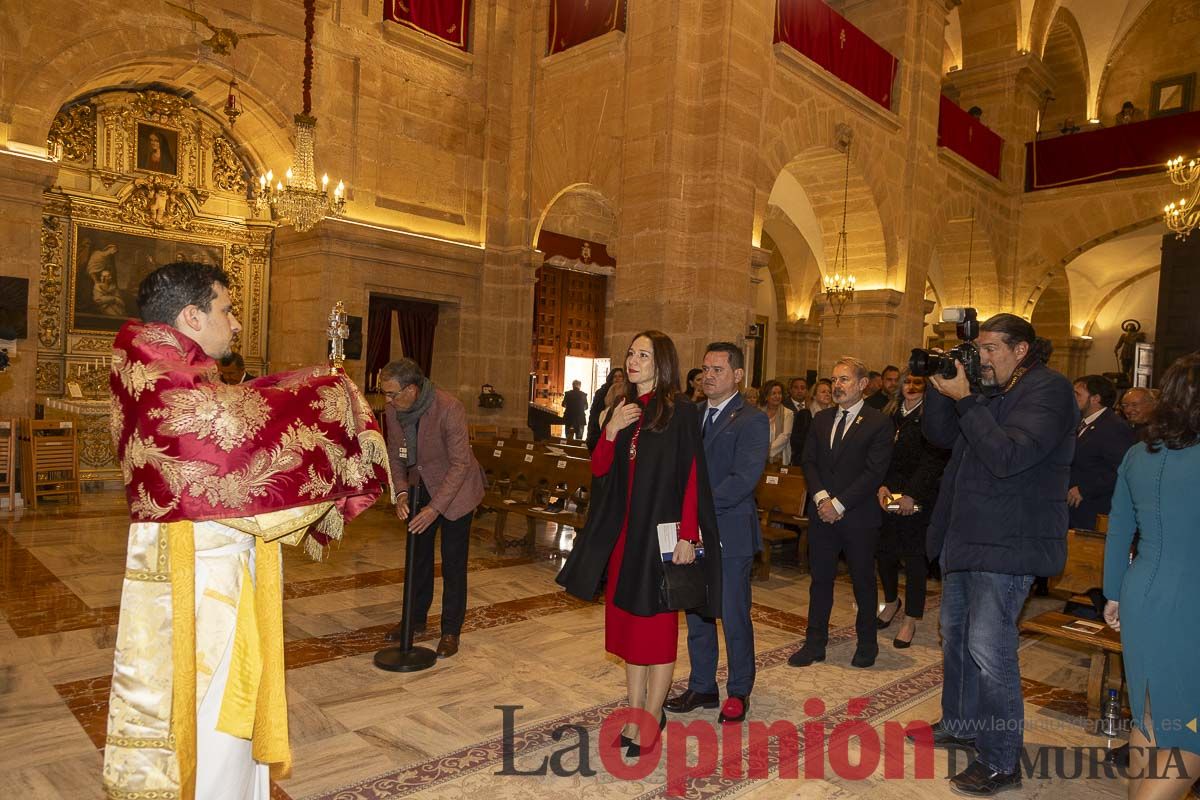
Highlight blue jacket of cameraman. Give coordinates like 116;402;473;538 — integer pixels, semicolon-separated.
923;361;1079;577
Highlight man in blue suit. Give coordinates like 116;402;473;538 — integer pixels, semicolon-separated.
665;342;769;724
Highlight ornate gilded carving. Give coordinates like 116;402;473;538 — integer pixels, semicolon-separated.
212;136;247;194
126;91;190;123
227;245;248;326
118;176;205;229
68;361;112;398
47;104;96;163
36;360;62;393
71;335;117;353
39;217;65;348
77;413;117;471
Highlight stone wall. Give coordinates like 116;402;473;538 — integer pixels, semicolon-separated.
0;0;1185;424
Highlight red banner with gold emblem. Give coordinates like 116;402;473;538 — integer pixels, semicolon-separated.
774;0;898;110
548;0;626;55
110;321;390;550
384;0;471;51
938;95;1003;179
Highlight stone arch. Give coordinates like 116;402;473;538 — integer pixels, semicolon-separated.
926;192;1004;317
1030;270;1072;372
958;0;1022;69
1018;213;1162;317
1040;7;1089;131
943;6;964;74
1027;0;1063;56
532;183;617;250
755;114;900;289
1095;0;1197;124
2;18;299;171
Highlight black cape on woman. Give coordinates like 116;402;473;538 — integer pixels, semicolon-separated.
557;394;723;618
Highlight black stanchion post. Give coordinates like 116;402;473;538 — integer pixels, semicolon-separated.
374;488;438;672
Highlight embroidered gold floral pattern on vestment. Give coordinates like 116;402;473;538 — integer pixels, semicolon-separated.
151;383;272;452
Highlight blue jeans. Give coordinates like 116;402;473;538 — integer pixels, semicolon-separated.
939;570;1033;773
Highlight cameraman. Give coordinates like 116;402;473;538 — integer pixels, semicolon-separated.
920;313;1078;796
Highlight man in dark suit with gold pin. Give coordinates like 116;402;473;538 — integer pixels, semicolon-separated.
790;356;895;669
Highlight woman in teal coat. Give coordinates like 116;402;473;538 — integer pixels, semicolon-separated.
1103;352;1200;800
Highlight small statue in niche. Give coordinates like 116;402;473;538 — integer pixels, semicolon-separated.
1114;319;1146;384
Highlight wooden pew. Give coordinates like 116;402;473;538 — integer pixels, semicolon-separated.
471;441;592;553
753;467;808;580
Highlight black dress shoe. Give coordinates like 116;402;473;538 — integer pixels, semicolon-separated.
850;648;877;668
625;711;667;757
718;695;749;723
385;621;427;642
787;645;826;667
664;689;720;713
949;759;1021;796
908;721;976;748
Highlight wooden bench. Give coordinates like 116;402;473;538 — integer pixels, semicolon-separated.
1020;528;1123;726
471;442;592;554
753;467;808;580
1021;611;1123;728
1048;528;1107;600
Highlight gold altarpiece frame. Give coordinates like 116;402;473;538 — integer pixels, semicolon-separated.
37;88;273;480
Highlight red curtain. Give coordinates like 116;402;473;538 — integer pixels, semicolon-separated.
1025;110;1200;191
395;299;440;380
937;96;1004;179
384;0;471;51
365;295;395;392
774;0;898;110
548;0;626;55
366;295;440;383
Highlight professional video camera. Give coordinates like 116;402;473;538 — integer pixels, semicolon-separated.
909;307;981;385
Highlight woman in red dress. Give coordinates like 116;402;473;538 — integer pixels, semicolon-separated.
558;330;721;755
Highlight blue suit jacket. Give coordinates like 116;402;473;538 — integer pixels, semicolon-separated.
700;393;770;558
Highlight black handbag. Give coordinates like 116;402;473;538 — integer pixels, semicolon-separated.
659;558;707;610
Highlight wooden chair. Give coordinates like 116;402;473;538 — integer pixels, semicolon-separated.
0;419;15;510
18;418;81;509
753;469;808;580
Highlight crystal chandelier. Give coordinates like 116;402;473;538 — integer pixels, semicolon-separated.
252;0;345;232
823;142;856;325
1164;155;1199;239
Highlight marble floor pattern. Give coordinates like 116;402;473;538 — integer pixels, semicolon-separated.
0;490;1168;799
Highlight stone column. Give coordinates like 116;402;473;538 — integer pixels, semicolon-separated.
610;0;773;367
816;288;905;374
1065;336;1092;381
0;151;57;418
775;319;822;377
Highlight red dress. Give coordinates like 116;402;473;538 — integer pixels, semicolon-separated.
592;392;699;665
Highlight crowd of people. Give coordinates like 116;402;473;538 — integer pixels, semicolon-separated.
563;318;1196;799
103;260;1197;800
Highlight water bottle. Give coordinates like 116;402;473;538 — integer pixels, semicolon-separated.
1100;689;1123;737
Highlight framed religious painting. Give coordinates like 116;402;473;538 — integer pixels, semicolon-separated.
1149;73;1195;118
70;223;225;334
135;122;180;176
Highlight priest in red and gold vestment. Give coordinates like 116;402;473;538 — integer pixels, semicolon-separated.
103;262;391;800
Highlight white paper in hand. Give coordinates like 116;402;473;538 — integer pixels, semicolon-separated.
657;521;680;562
